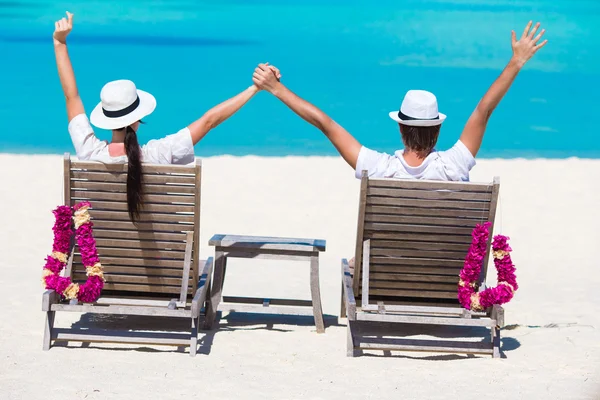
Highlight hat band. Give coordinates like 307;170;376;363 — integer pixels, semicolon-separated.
398;109;439;121
102;96;140;118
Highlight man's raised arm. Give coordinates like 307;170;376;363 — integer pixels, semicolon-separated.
253;64;362;169
460;21;548;157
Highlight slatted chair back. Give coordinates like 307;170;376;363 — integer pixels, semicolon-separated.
63;154;202;303
352;171;500;308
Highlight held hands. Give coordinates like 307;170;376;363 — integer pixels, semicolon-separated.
511;21;547;67
253;63;282;93
53;11;73;45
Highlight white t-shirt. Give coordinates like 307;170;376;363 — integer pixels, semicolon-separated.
355;140;476;181
68;114;195;165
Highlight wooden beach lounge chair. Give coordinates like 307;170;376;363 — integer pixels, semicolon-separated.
42;154;213;356
341;172;504;358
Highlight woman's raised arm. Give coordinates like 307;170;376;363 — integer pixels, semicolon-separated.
54;12;85;121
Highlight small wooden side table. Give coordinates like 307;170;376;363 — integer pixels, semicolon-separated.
204;234;326;333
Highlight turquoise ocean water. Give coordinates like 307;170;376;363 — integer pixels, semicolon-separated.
1;0;599;158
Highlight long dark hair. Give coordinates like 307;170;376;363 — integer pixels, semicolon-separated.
124;125;143;222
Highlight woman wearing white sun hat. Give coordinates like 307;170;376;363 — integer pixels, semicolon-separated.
53;12;279;222
253;21;547;182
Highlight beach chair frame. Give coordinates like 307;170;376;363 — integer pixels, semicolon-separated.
341;172;504;358
42;154;213;356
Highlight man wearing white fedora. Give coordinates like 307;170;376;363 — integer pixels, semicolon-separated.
53;12;279;221
253;21;547;181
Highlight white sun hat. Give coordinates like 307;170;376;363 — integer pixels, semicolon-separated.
389;90;446;127
90;80;156;130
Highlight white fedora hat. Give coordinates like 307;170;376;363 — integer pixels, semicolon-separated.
389;90;446;127
90;80;156;130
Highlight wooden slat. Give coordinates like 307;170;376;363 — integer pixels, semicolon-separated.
74;256;183;268
368;280;457;291
368;178;493;192
92;229;186;242
90;247;186;260
370;272;458;283
365;231;472;244
367;288;458;299
71;171;195;185
71;191;194;205
95;297;185;307
209;234;326;252
353;172;369;294
81;265;187;277
91;220;194;233
365;214;482;228
90;210;194;224
370;240;470;252
366;205;489;219
102;283;191;294
179;231;194;303
53;331;191;346
370;264;462;276
368;196;490;211
361;240;371;309
219;249;314;262
73;273;186;286
94;238;187;251
368;187;492;201
356;312;495;327
218;304;315;316
371;257;464;267
356;337;493;354
71;181;195;194
71;161;196;174
365;222;473;235
191;160;202;294
370;247;466;260
89;201;195;214
360;304;479;315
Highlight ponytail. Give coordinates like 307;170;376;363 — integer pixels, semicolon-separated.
124;126;143;222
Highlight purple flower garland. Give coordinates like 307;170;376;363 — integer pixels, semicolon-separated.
42;202;105;302
458;222;518;311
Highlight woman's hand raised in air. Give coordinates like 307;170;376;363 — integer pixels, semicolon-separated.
53;11;74;46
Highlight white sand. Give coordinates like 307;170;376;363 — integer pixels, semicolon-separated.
0;154;599;399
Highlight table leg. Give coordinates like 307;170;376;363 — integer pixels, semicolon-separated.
204;250;226;330
310;255;325;333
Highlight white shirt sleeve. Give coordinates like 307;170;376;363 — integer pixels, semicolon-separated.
68;114;107;160
141;127;196;165
438;140;476;181
354;146;395;179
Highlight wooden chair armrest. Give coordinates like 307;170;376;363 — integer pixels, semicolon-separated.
42;290;59;311
341;258;357;320
191;257;214;318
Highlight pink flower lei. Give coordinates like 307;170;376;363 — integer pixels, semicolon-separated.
458;222;518;311
41;201;105;303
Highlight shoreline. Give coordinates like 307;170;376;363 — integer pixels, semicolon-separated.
2;152;600;161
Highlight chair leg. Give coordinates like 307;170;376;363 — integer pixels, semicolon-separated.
204;251;226;330
346;321;361;357
492;325;501;358
340;261;347;319
340;281;347;319
310;255;325;333
190;314;199;357
43;311;55;351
